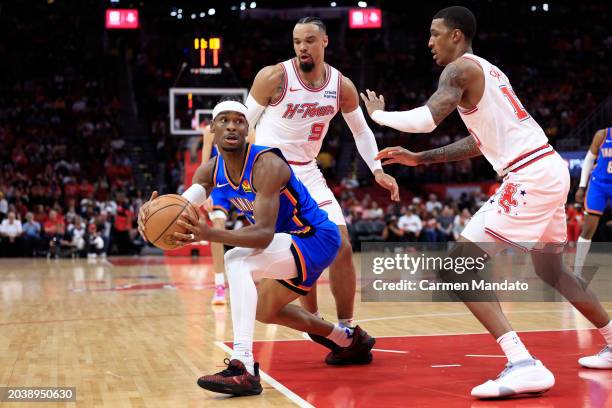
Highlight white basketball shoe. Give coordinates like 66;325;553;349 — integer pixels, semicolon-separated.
471;358;555;399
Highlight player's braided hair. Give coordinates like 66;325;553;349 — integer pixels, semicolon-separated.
296;16;327;34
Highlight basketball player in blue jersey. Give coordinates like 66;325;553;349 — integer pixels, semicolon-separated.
201;123;256;305
574;128;612;290
165;101;376;396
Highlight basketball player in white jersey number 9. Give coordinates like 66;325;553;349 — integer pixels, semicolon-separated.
245;17;400;339
361;6;612;400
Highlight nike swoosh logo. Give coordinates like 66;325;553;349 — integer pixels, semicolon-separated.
289;88;302;92
216;183;229;188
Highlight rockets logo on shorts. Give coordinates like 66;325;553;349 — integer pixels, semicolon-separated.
498;182;519;214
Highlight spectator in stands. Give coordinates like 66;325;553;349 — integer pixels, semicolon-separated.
421;212;440;242
96;211;112;255
436;206;456;242
67;216;88;257
0;192;8;222
398;206;422;242
453;208;472;241
382;215;405;242
363;201;384;221
44;210;65;259
34;204;48;225
22;212;42;256
87;224;105;259
0;211;23;257
425;193;443;214
113;198;134;255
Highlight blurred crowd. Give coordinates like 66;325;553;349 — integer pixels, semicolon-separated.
0;1;610;257
0;2;142;257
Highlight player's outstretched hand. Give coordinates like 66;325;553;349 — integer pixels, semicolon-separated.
173;211;210;244
137;191;159;241
574;187;585;205
375;146;421;167
359;89;385;117
374;170;400;202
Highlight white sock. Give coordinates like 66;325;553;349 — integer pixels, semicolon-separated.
230;349;255;375
599;320;612;347
214;272;225;287
326;323;354;347
497;331;532;363
226;254;257;375
338;318;354;327
574;236;592;277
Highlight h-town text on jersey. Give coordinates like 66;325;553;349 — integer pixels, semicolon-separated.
282;103;336;119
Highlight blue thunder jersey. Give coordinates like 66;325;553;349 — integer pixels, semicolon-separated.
585;128;612;214
208;145;232;216
211;144;341;295
591;128;612;183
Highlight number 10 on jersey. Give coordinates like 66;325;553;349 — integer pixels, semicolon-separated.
500;85;530;121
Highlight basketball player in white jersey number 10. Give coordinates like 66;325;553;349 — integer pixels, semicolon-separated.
244;17;400;346
361;6;612;400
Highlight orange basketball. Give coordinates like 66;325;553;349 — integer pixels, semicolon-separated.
141;194;200;250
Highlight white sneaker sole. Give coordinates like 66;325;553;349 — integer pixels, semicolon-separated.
578;356;612;369
471;366;555;399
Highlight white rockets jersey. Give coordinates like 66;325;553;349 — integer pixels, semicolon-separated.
255;58;342;162
457;53;549;175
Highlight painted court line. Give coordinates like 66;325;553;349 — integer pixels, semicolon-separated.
372;348;408;354
431;364;462;368
465;354;505;358
354;308;590;324
214;341;314;408
246;326;600;343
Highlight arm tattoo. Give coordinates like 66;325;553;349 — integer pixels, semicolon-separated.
426;62;469;124
419;135;481;164
271;69;285;102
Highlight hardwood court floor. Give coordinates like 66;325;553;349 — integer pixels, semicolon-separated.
0;256;610;407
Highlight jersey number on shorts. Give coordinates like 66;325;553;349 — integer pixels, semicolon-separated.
500;85;529;121
608;161;612;174
308;122;325;141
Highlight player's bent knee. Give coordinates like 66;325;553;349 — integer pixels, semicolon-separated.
224;247;249;266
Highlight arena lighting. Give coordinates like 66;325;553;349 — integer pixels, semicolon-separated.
170;11;176;16
543;3;549;11
105;9;139;29
200;12;205;17
531;5;537;11
349;8;382;29
177;8;182;13
240;2;246;11
358;1;367;7
177;14;183;19
250;1;256;8
208;8;216;15
331;1;337;6
191;13;196;19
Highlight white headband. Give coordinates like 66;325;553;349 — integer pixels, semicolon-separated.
212;101;248;122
